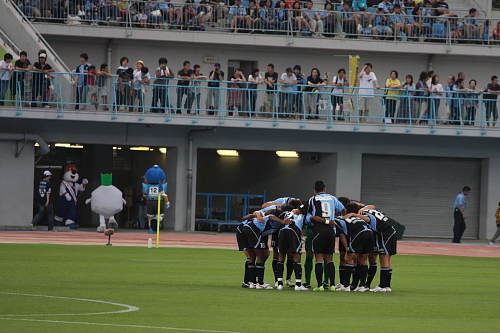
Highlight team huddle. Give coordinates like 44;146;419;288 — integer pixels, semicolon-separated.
236;180;397;292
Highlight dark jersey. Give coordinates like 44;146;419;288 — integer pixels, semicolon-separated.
363;208;392;232
36;179;52;205
264;72;278;91
335;216;369;236
301;193;344;233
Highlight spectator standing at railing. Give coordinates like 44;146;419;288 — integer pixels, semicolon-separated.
358;63;380;122
444;75;454;124
74;53;91;110
371;5;393;40
246;0;261;30
485;75;500;127
293;65;305;117
114;56;129;111
0;53;14;106
248;67;263;114
96;63;112;110
395;74;415;123
229;0;248;30
31;53;54;108
10;51;31;105
450;78;467;124
305;68;325;119
151;57;173;113
263;64;278;117
227;68;246;116
331;68;348;120
385;70;402;123
190;64;207;113
340;1;358;38
133;61;151;111
118;67;134;111
88;65;99;109
414;71;430;123
206;62;224;115
279;67;297;118
302;1;324;37
429;74;443;121
464;79;480;125
176;60;194;114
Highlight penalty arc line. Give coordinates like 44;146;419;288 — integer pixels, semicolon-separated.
0;318;251;333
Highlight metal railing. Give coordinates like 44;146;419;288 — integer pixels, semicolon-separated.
0;70;498;134
12;0;498;45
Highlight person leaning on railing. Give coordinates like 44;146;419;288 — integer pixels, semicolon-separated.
395;74;415;124
385;70;402;123
0;54;14;106
484;75;500;127
247;67;263;114
10;51;32;105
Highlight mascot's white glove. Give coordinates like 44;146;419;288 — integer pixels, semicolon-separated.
164;202;170;209
65;193;71;201
82;179;88;184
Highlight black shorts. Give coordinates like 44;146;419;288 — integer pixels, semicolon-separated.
348;229;374;254
146;199;164;216
371;231;378;254
236;223;247;251
332;95;344;107
311;229;336;255
376;226;397;255
243;223;268;250
277;226;302;254
271;229;279;248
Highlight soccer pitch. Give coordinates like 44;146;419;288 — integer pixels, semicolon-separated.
0;243;498;333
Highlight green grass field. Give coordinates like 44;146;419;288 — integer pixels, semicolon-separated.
0;243;498;333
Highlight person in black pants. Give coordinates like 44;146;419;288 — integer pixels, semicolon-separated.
453;186;470;243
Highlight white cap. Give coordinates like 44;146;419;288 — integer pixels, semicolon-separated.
44;170;52;176
39;53;47;58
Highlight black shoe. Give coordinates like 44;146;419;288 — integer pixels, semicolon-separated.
302;282;311;289
176;110;182;114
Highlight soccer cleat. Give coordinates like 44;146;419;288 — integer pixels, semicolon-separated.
370;286;387;292
322;283;329;289
302;282;312;289
256;283;273;290
489;241;495;245
277;285;283;290
334;283;343;290
242;282;249;288
312;286;325;291
337;284;351;292
249;282;256;289
286;279;295;287
385;287;392;292
275;281;279;287
295;285;309;291
329;286;336;292
355;286;369;292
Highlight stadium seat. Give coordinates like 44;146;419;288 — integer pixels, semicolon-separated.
430;23;446;38
241;0;249;7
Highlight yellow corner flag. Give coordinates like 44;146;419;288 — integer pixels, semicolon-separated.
156;191;161;248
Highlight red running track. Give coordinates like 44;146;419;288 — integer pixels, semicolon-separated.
0;230;499;258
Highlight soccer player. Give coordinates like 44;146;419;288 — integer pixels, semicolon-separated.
303;180;345;291
333;203;374;292
236;214;255;288
360;206;397;292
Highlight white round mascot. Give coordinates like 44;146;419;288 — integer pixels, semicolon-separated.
85;173;126;233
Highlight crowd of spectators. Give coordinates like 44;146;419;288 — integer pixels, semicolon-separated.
1;50;499;126
10;0;500;43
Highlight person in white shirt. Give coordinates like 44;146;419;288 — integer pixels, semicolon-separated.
331;68;348;121
358;63;380;122
133;60;151;111
429;74;444;121
279;67;297;118
0;53;14;106
248;67;263;114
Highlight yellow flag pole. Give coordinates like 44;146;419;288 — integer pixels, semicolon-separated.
156;191;161;248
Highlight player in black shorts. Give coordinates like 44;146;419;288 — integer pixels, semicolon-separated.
360;206;397;292
334;203;374;292
236;214;259;288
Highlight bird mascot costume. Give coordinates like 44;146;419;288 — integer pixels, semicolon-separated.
143;165;169;234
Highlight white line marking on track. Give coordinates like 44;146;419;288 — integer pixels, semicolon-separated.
0;318;250;333
0;292;139;316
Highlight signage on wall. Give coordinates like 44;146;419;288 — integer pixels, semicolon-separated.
203;57;217;63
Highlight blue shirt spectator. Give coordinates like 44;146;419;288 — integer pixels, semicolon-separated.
352;0;367;12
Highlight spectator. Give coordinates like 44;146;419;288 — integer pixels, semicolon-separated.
96;63;112;110
385;70;402;122
414;71;430;123
421;0;433;25
31;53;54;108
321;2;336;37
88;64;98;109
229;0;248;30
227;67;246;116
378;0;393;14
305;67;325;119
206;62;224;115
444;75;455;124
464;79;480;125
119;67;134;111
429;74;443;121
31;170;54;231
358;63;380;122
291;1;305;35
260;0;276;32
183;0;197;28
151;57;173;113
450;78;467;124
390;4;408;38
463;8;484;40
133;61;151;111
263;63;278;117
116;0;127;21
10;51;31;105
133;0;148;27
85;0;100;25
0;53;13;106
247;67;263;114
16;0;34;19
159;0;178;26
433;0;453;22
371;6;393;40
408;7;431;40
275;0;290;33
447;15;461;41
331;68;348;120
113;56;128;111
293;64;306;117
146;0;165;29
485;75;500;127
246;0;261;30
191;64;207;113
489;202;500;246
195;1;213;29
302;0;324;37
340;1;358;38
279;67;297;118
209;0;228;24
396;74;415;123
102;0;118;21
176;60;194;114
492;21;500;43
352;0;372;32
74;53;91;110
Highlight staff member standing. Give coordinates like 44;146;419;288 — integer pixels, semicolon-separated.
31;170;54;231
453;186;470;243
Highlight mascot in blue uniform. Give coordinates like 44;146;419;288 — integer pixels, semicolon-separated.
143;165;169;234
55;161;88;229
